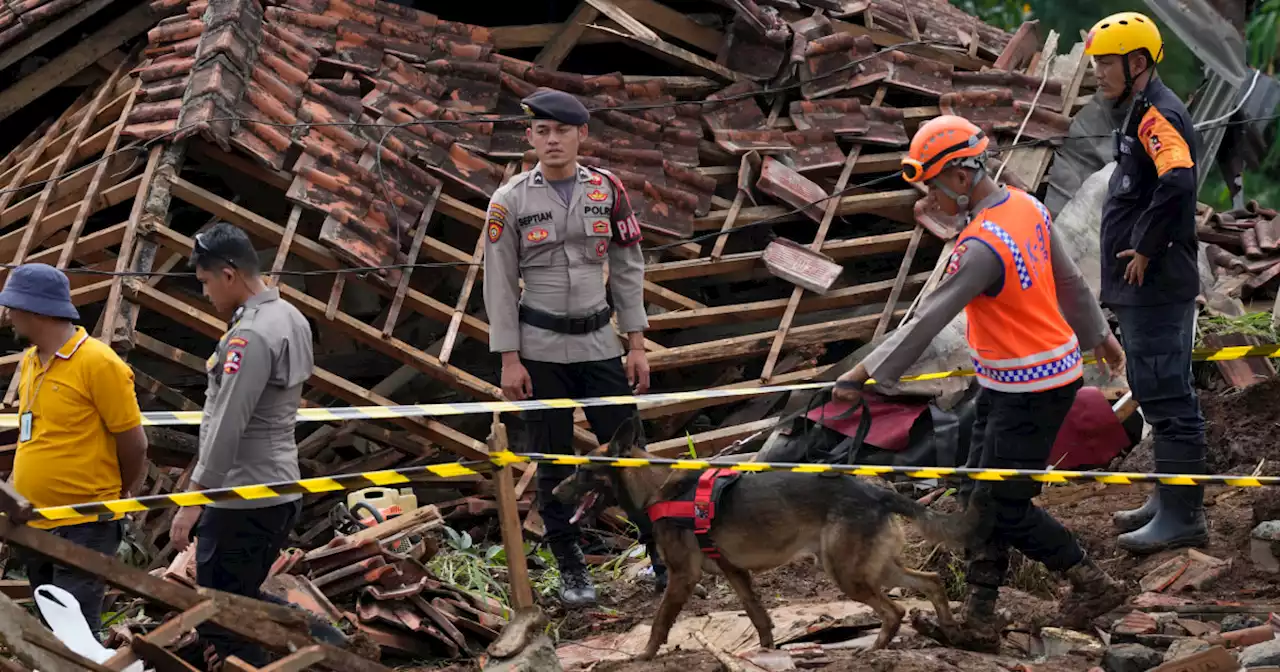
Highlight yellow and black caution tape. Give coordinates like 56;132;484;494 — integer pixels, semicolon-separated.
3;341;1275;429
27;451;1280;522
30;461;493;522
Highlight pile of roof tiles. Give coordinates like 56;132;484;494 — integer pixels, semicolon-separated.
120;0;1058;275
0;0;92;51
1200;200;1280;297
152;504;510;661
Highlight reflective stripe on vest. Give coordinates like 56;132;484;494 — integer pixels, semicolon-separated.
961;188;1083;394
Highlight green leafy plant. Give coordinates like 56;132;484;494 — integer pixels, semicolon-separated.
1196;311;1278;346
428;526;511;604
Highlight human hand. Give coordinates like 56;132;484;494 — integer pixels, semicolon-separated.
501;360;534;401
1117;250;1149;286
169;505;202;552
626;349;650;394
833;364;869;403
1093;333;1126;379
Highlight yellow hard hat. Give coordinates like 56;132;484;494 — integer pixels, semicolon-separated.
1085;12;1164;63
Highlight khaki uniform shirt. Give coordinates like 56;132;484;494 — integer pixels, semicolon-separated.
483;162;647;364
194;287;314;509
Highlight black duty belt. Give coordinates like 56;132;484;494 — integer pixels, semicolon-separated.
519;304;612;335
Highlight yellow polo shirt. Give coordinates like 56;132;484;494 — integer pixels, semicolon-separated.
11;327;143;529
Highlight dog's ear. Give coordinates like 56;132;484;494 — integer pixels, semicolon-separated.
608;414;643;456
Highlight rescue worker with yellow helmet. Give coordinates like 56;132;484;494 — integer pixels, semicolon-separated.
834;115;1128;651
1086;13;1209;555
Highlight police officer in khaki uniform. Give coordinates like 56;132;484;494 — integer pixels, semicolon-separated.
168;221;314;667
484;88;665;607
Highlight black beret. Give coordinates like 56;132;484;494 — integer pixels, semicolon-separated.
521;88;590;126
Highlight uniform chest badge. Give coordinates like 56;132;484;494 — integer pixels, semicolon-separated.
596;240;608;257
588;174;603;186
587;189;608;202
526;227;550;243
592;220;610;235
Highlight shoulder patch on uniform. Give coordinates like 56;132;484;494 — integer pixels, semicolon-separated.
227;336;248;348
488;219;504;243
945;242;969;276
1138;107;1193;176
588;173;603;186
224;348;243;375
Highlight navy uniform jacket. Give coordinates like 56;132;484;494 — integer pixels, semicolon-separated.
1100;76;1200;306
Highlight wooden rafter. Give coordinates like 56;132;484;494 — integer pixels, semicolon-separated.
0;2;156;122
97;143;163;344
59;82;141;269
534;1;601;69
760;87;886;382
383;183;443;338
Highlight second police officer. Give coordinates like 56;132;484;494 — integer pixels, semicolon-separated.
482;88;667;607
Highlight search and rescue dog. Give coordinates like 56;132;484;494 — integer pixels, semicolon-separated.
554;416;980;660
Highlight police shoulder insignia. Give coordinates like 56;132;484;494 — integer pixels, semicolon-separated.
224;348;243;375
588;173;604;186
587;189;608;202
487;203;508;224
526;227;549;243
945;242;969;276
488;220;504;243
227;336;249;348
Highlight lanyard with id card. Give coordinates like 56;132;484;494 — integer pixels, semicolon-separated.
19;360;51;444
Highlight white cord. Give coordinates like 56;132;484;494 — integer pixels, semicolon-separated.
995;53;1056;182
1194;69;1261;130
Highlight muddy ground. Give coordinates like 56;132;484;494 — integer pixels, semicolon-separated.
428;378;1280;671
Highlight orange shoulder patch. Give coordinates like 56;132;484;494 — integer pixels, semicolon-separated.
1138;108;1194;176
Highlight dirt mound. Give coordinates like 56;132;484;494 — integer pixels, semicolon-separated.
1121;377;1280;475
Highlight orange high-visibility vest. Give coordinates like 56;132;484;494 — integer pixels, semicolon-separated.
959;187;1082;393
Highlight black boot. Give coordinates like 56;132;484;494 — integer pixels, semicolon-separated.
1059;554;1128;629
552;542;597;607
1112;490;1159;533
1117;484;1208;555
912;586;1003;653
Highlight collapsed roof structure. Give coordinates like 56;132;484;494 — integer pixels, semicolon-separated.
0;0;1104;665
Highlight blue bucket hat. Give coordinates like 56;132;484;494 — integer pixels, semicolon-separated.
0;263;79;320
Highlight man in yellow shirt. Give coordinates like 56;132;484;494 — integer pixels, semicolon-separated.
1;263;147;639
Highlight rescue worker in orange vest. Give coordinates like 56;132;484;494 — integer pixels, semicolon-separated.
833;116;1129;650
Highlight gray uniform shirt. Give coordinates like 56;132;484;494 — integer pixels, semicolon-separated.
194;287;314;509
862;187;1109;388
483;162;647;364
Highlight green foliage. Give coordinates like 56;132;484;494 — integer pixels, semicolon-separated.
1196;311;1278;346
1248;0;1280;69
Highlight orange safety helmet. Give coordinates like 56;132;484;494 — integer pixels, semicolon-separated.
901;115;989;183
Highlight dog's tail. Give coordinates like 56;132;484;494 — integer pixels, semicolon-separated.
878;488;981;549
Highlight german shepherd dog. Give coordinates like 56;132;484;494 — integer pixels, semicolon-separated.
554;415;978;661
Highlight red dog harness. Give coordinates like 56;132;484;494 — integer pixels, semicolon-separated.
645;469;740;559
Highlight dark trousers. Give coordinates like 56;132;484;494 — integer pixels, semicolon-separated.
194;501;299;667
960;380;1086;592
1112;301;1207;474
18;520;121;639
523;357;664;575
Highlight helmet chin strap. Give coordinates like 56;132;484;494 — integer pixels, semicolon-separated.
931;163;984;222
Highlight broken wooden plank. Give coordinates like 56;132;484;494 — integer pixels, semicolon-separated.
0;521;393;672
648;230;919;283
535;1;603;69
97;143;163;344
648;310;904;371
267;205;304;287
587;24;745;82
